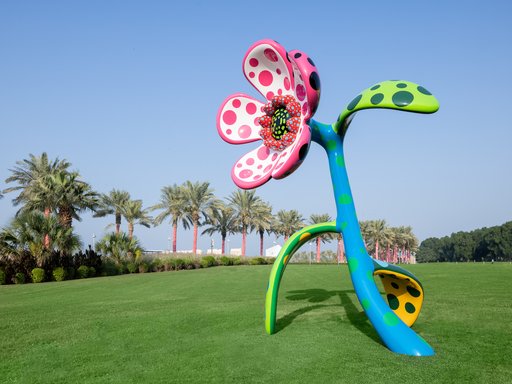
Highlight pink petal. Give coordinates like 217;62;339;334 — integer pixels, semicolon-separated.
271;124;311;179
231;144;280;189
289;50;321;119
243;40;295;102
217;93;264;144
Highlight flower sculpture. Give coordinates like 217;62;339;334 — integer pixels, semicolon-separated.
216;39;440;357
217;39;320;189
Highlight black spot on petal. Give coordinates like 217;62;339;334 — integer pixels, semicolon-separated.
407;286;421;297
387;294;399;310
392;91;414;107
294;52;302;59
286;52;291;62
370;93;384;105
391;282;399;289
307;57;315;66
309;72;320;91
347;94;362;111
299;144;309;161
418;86;432;95
405;302;416;313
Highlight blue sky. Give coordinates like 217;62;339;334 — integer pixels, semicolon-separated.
1;0;511;255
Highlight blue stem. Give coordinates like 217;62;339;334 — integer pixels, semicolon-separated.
310;119;434;356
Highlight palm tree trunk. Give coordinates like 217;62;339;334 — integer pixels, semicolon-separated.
192;221;198;254
128;223;134;239
242;226;247;256
172;222;177;253
375;240;379;261
337;234;345;263
221;235;226;255
386;245;390;263
316;237;321;263
44;207;51;248
115;212;121;234
259;230;264;257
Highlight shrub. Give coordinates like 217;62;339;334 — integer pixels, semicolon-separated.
77;265;89;279
0;269;6;285
53;267;66;282
66;268;76;280
219;256;233;266
31;268;45;283
100;260;118;276
184;258;199;270
151;258;163;272
88;266;96;277
14;272;26;284
201;256;217;268
173;258;185;271
250;257;267;265
138;262;149;273
126;262;138;274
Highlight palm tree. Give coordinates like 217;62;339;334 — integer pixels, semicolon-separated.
251;201;273;257
309;213;333;262
3;152;70;212
94;189;131;234
0;211;81;267
151;184;188;253
201;202;237;255
36;170;99;228
182;181;220;254
227;189;263;256
366;219;391;260
273;209;304;241
96;232;142;266
120;199;152;239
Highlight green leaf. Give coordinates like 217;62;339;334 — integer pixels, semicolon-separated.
334;80;439;135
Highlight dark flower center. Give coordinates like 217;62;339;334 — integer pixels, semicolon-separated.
271;108;291;140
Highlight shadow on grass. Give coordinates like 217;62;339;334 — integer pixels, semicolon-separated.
276;289;382;346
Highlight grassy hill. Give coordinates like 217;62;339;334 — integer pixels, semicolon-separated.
1;263;511;383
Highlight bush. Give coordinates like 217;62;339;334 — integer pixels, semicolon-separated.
126;262;138;274
138;262;149;273
0;269;6;285
14;272;26;284
100;260;118;276
31;268;45;283
250;257;267;265
88;266;96;277
184;258;199;270
219;256;233;266
77;265;89;279
201;256;217;268
53;267;66;282
66;268;76;280
173;258;185;271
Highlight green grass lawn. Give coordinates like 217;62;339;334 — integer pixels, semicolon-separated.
1;263;511;383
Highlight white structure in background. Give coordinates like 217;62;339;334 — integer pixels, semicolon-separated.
229;248;242;256
206;248;222;255
176;249;203;255
265;244;282;257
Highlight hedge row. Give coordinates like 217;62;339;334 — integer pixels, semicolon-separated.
0;256;275;285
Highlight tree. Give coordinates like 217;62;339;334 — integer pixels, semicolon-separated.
227;189;263;256
202;202;237;255
37;170;99;228
120;199;152;239
252;201;273;257
151;184;188;253
365;220;391;260
309;213;333;262
94;189;131;234
96;232;142;266
0;211;81;267
182;181;219;254
3;152;70;211
273;209;304;241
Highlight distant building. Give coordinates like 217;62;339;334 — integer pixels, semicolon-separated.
265;244;282;257
230;248;242;256
206;248;222;255
176;249;203;255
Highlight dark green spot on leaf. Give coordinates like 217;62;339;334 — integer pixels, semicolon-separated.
370;93;384;105
392;91;414;107
347;94;362;111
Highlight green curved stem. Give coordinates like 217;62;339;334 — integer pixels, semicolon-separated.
265;221;338;334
